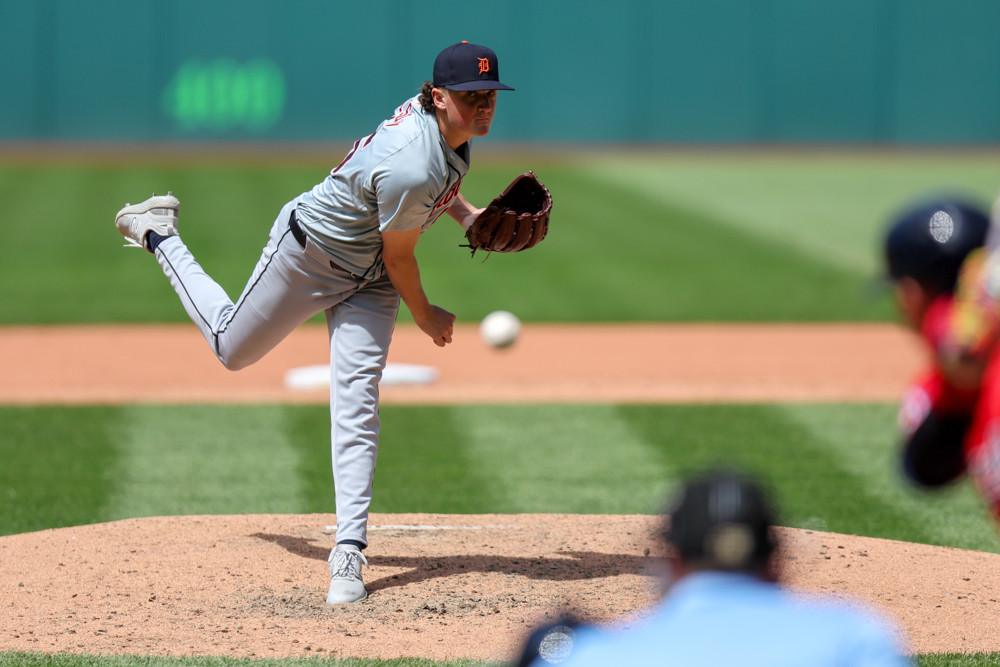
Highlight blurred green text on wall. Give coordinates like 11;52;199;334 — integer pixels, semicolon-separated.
162;58;285;133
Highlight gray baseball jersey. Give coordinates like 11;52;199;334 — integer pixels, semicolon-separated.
148;94;472;550
296;95;470;280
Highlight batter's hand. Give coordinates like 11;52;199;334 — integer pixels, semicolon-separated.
415;305;456;347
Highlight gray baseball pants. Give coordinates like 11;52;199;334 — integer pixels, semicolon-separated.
153;197;399;548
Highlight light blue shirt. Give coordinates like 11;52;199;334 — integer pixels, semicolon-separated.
539;572;911;667
296;95;470;279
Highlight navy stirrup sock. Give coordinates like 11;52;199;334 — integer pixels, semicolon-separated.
147;231;168;252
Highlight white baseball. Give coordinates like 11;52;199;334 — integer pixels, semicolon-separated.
480;310;521;348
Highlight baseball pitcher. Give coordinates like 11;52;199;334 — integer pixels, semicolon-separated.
114;42;549;604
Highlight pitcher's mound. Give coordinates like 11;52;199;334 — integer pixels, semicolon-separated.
3;513;1000;660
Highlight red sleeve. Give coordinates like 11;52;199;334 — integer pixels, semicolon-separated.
919;295;955;355
899;367;978;438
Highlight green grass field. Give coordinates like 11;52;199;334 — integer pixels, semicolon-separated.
3;149;998;325
3;149;1000;666
1;403;996;550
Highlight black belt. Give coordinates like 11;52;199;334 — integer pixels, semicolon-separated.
289;209;307;248
289;208;362;279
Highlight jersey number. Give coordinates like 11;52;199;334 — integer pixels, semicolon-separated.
331;102;415;175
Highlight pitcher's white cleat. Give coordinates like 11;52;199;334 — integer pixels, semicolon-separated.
115;193;180;252
326;543;368;604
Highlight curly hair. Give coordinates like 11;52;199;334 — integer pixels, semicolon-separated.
418;81;436;113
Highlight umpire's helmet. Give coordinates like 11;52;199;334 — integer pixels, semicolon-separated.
884;197;990;294
662;468;776;573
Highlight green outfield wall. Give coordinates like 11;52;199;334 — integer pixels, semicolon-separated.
2;0;999;144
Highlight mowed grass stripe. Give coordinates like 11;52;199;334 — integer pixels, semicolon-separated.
372;406;507;514
3;403;998;556
588;154;1000;274
282;405;338;515
0;160;898;324
453;404;669;514
106;405;304;519
780;403;998;553
618;404;1000;553
620;403;897;529
0;406;120;535
534;170;889;322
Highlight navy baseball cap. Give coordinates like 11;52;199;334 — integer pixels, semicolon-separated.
883;196;990;294
662;469;777;573
433;41;514;91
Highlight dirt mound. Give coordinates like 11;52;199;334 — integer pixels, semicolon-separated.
4;514;1000;660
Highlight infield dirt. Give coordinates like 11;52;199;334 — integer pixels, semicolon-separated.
3;323;1000;660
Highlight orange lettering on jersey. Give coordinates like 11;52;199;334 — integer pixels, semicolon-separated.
477;58;490;75
430;180;463;225
385;102;414;127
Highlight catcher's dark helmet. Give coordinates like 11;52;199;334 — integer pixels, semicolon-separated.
662;468;776;573
883;197;990;294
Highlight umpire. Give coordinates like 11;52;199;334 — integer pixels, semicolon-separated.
517;469;911;667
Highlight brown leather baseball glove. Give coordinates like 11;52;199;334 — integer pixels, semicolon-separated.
463;171;551;256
